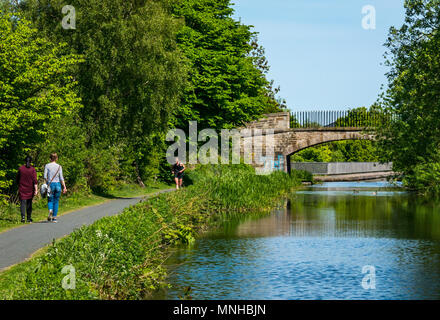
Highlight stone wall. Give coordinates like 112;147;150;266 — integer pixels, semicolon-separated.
245;112;290;130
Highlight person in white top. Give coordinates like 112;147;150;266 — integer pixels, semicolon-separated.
44;153;67;222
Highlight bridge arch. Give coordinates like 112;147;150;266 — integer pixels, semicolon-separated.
279;129;373;173
243;112;375;173
285;138;364;157
283;133;373;173
282;130;371;158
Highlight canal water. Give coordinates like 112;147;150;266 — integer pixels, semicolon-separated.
158;182;440;300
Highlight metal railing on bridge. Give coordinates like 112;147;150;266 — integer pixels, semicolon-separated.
290;110;395;129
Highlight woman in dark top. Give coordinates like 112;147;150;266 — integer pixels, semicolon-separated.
172;157;185;190
16;156;38;223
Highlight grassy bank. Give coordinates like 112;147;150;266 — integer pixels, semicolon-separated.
0;182;172;233
0;165;302;300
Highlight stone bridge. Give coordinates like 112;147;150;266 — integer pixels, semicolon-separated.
241;112;374;173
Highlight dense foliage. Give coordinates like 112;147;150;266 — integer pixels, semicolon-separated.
0;0;281;198
0;165;302;300
171;0;283;130
17;0;187;191
0;11;83;194
376;0;440;193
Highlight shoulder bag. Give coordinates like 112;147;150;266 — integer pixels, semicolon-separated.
40;165;60;198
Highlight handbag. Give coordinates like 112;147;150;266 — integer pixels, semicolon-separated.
40;165;60;198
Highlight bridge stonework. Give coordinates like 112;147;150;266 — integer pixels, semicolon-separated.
241;112;373;173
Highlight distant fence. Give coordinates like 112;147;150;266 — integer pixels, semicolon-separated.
291;110;395;128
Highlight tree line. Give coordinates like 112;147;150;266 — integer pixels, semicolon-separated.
376;0;440;194
0;0;283;199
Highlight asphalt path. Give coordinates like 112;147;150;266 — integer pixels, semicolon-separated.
0;188;174;271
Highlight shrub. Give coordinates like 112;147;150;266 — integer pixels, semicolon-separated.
404;160;440;195
292;169;313;182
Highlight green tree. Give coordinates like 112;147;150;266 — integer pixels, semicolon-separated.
291;145;333;162
19;0;188;188
337;140;379;162
33;114;88;192
334;106;386;128
171;0;283;131
376;0;440;191
0;11;83;193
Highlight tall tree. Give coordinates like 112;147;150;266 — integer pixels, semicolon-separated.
18;0;188;186
21;0;187;143
377;0;440;190
0;10;83;193
171;0;283;131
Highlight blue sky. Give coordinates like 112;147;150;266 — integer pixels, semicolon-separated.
232;0;406;111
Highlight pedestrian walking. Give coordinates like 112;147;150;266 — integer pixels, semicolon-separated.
16;156;38;223
172;158;185;190
44;153;67;223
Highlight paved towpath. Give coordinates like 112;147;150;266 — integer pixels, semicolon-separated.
0;188;174;271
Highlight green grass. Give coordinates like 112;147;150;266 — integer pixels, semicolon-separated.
0;182;172;234
0;165;301;300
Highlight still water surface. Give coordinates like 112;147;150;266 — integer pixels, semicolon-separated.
159;182;440;300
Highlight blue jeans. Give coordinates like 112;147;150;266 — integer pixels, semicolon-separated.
48;182;61;217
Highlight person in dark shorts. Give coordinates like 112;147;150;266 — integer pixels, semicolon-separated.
16;156;38;223
172;158;185;189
